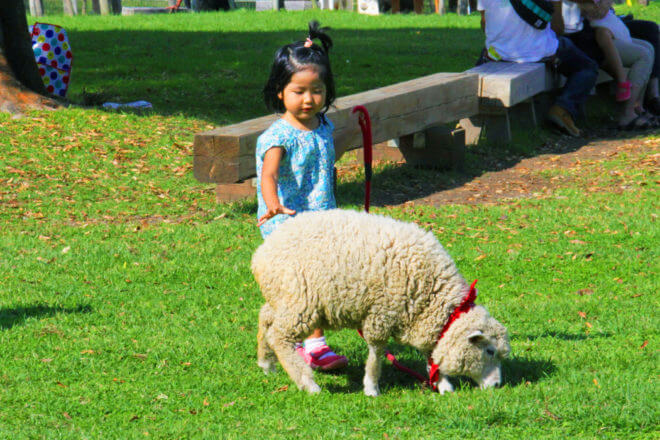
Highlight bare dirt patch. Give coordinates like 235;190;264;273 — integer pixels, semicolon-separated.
336;135;658;208
415;137;658;206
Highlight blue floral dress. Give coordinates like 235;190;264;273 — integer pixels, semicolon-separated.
256;117;336;238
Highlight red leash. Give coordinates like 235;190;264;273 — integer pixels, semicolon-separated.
352;105;372;212
353;104;437;390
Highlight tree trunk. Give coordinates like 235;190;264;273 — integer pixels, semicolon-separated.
63;0;76;16
99;0;110;14
28;0;44;16
0;0;59;114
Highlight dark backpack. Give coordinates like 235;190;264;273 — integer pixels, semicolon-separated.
510;0;554;30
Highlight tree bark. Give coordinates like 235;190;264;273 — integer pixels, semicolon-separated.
63;0;77;16
28;0;44;16
0;0;59;113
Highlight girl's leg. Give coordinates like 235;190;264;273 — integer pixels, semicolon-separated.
616;38;655;127
594;27;627;85
299;329;348;370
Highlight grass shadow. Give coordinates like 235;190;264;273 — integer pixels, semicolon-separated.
0;304;92;331
335;92;655;208
518;331;613;342
502;356;556;387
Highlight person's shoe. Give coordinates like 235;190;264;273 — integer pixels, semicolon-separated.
548;105;581;137
296;344;348;371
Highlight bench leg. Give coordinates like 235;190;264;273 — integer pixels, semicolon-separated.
461;109;511;145
396;126;465;170
215;179;257;203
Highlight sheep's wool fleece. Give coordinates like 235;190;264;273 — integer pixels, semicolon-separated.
252;209;467;340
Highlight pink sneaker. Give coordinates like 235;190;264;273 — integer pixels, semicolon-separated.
616;81;632;102
296;344;348;371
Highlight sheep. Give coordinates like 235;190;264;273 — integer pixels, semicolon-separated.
252;209;510;396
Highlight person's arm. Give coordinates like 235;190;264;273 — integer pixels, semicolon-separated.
551;1;565;35
257;147;295;227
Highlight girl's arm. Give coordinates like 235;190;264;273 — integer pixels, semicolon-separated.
257;147;296;227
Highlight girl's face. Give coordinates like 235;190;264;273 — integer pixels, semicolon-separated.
278;67;327;130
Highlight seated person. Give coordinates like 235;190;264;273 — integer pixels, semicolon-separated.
478;0;598;136
625;19;660;116
578;0;656;129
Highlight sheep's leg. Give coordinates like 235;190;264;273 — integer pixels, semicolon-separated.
363;342;385;397
257;303;277;374
267;316;320;394
436;375;454;395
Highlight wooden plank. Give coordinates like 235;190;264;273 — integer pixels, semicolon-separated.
470;62;621;108
194;73;478;184
468;62;547;107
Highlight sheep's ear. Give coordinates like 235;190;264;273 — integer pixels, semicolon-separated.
467;330;486;345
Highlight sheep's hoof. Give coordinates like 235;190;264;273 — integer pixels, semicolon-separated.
436;377;454;395
301;377;321;394
363;386;380;397
258;359;277;375
363;377;380;397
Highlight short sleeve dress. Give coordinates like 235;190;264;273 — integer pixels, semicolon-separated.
255;117;336;238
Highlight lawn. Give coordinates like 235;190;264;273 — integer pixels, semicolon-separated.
1;4;658;439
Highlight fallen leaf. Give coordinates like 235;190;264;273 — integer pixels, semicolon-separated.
203;398;210;406
575;289;593;296
63;412;72;419
272;385;289;393
543;409;561;421
474;254;487;261
640;340;648;349
223;401;235;407
593;378;600;388
585;322;592;328
578;311;587;319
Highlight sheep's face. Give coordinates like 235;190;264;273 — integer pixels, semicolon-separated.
431;306;510;389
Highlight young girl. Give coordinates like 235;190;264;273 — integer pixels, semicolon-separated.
579;1;657;129
255;21;348;371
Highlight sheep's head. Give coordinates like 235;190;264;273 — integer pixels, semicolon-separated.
430;305;510;389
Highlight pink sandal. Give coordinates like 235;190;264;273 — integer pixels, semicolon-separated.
616;81;632;102
296;344;348;371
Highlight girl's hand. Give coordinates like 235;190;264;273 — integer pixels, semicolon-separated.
257;205;296;227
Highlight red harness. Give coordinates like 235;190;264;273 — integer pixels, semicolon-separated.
351;104;478;391
426;279;478;390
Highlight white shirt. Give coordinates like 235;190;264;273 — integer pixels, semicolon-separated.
478;0;559;63
590;10;632;43
562;0;584;34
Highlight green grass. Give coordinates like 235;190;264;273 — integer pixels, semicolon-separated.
2;5;659;438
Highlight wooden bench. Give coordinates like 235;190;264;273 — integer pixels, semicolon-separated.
193;72;479;201
460;61;617;143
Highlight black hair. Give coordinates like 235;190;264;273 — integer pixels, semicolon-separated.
263;21;336;115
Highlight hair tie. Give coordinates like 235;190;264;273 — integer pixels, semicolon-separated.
304;37;313;48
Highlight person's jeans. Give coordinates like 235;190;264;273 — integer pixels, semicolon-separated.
554;36;599;118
